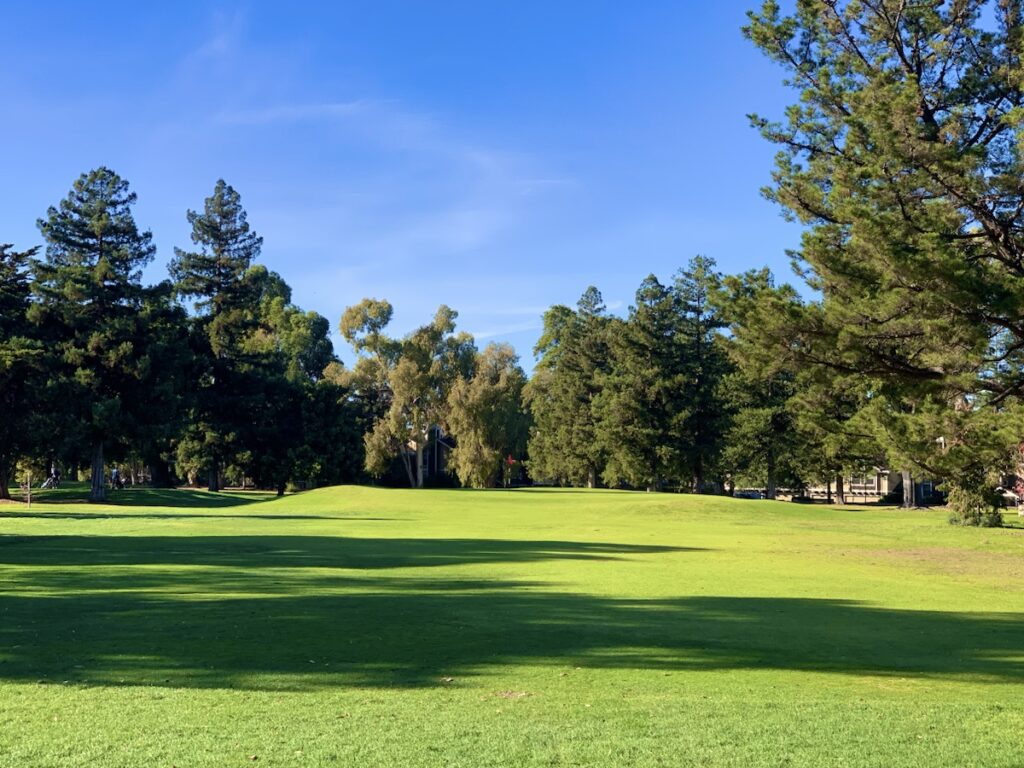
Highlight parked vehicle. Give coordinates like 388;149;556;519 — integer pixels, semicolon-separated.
734;489;764;500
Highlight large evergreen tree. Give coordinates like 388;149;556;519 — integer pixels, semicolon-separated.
31;168;158;501
714;269;805;498
299;362;366;488
0;244;43;499
674;256;731;491
245;278;342;494
170;180;264;490
745;0;1024;519
128;280;192;488
526;288;610;487
597;276;688;490
170;180;263;335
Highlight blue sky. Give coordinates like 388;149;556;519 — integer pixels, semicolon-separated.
0;1;798;370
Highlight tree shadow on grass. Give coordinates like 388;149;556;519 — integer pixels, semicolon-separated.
0;534;1019;691
0;511;389;522
0;534;697;569
16;485;275;509
0;588;1019;692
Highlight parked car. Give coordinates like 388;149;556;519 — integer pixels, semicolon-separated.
734;489;764;499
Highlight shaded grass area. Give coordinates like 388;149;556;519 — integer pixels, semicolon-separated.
0;533;694;568
1;583;1021;690
0;485;1022;767
6;483;274;508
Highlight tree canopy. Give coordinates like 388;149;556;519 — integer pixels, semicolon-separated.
743;0;1024;520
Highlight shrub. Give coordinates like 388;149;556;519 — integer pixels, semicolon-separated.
946;483;1003;528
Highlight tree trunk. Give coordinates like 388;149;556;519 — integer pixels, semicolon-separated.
835;475;846;505
400;448;416;488
587;466;597;489
89;441;106;503
150;459;173;488
901;469;914;508
208;460;220;492
415;444;424;489
765;447;777;500
0;462;10;501
276;479;286;497
826;478;832;504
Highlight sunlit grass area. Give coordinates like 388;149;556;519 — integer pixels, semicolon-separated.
0;485;1021;767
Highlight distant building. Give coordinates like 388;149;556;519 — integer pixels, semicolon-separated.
378;425;457;487
412;425;455;483
801;470;939;504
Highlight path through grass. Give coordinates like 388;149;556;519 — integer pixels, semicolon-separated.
0;486;1021;766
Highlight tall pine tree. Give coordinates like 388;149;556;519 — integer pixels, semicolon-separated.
714;269;804;498
526;287;610;487
597;275;688;490
32;168;158;501
745;0;1024;520
674;256;731;491
170;180;264;490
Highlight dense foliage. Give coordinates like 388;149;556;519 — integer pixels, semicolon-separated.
739;0;1024;521
6;0;1023;526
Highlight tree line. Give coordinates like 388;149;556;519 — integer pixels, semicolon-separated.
528;0;1024;527
1;171;365;502
0;164;1009;524
0;167;861;504
524;261;896;499
0;162;901;511
4;1;1022;526
0;169;539;500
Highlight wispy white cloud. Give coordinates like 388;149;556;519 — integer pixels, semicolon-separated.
237;99;576;272
460;304;552;317
514;177;578;195
184;9;246;65
161;25;580;356
215;96;574;190
215;100;369;125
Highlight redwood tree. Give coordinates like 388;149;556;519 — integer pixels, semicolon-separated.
32;168;158;502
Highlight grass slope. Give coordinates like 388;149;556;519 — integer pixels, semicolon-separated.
0;486;1022;767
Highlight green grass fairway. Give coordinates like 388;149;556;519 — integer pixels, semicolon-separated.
1;486;1022;767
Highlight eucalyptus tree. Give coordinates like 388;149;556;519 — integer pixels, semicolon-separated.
342;300;475;488
447;342;529;488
